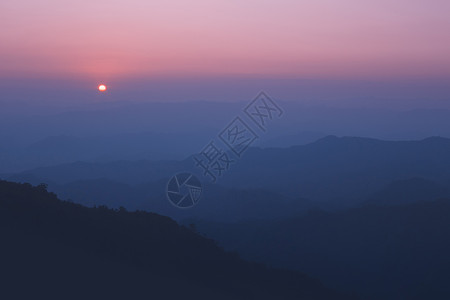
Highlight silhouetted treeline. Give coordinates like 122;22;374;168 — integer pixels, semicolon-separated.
0;180;353;300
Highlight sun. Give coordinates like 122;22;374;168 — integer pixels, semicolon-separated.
98;84;107;92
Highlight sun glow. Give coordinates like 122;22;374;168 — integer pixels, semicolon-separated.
98;84;107;92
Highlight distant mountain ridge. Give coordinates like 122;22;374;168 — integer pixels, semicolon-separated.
368;177;450;205
7;135;450;217
221;135;450;202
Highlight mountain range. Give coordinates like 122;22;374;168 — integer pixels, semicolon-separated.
0;180;351;300
5;135;450;221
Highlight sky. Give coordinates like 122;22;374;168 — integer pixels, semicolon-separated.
1;0;449;105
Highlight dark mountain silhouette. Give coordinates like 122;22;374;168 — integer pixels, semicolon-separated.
260;131;328;148
193;199;450;300
7;159;190;185
368;177;450;205
221;136;450;204
8;177;316;222
0;180;350;300
8;135;450;215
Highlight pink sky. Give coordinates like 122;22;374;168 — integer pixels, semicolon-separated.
1;0;450;81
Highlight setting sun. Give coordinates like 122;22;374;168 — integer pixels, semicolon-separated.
98;84;107;92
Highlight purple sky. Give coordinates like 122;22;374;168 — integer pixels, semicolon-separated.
1;0;449;107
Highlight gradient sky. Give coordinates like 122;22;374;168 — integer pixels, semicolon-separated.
2;0;450;81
